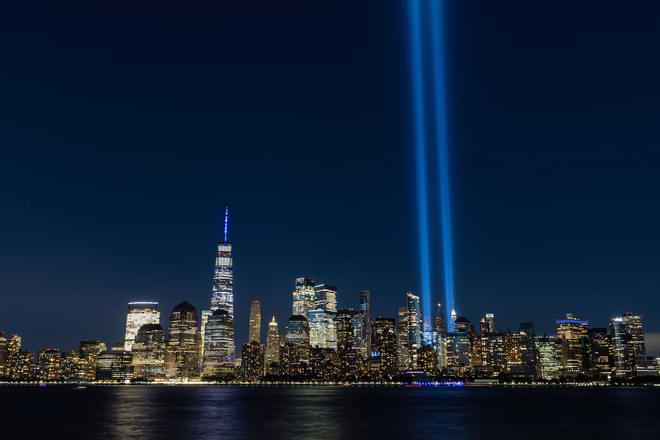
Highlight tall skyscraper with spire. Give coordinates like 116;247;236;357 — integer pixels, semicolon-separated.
265;316;280;374
450;308;457;332
210;207;234;318
201;207;236;376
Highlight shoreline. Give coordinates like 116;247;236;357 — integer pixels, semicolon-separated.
1;381;657;388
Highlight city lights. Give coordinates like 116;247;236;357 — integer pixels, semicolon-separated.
1;214;657;386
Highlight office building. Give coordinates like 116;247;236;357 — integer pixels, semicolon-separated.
446;331;472;375
166;302;200;379
480;314;496;335
96;350;133;382
131;324;166;380
588;328;611;379
124;302;160;352
336;309;358;379
535;336;560;380
199;309;212;365
78;340;107;381
623;313;647;375
397;307;410;370
241;340;264;382
285;315;311;371
292;277;315;318
265;316;280;374
417;346;437;374
248;300;262;344
202;309;235;378
308;284;337;350
62;351;81;381
556;313;589;377
37;348;63;381
518;322;537;378
310;347;337;381
356;290;371;358
370;318;397;378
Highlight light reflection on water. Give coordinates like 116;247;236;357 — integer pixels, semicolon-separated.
2;386;659;439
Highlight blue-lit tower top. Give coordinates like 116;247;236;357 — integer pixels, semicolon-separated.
210;207;234;327
223;206;229;243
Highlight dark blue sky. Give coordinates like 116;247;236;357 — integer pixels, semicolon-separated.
1;1;659;352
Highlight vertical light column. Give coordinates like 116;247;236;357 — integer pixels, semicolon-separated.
407;0;433;332
430;0;456;327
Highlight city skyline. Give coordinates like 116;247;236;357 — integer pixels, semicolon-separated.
2;213;659;356
2;253;656;383
2;1;660;358
2;2;660;439
1;200;658;384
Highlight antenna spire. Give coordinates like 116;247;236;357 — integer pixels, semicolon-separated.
224;206;229;242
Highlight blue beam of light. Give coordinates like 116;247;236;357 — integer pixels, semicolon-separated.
407;0;432;330
430;0;456;328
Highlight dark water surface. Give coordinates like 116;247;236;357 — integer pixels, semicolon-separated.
1;386;659;439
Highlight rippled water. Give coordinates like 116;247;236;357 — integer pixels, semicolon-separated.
2;386;659;439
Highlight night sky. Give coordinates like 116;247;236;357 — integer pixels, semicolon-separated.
1;1;659;353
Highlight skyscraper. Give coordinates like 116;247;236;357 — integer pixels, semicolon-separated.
131;323;166;381
359;290;371;321
78;340;107;381
513;322;537;378
446;331;472;375
556;313;589;377
336;309;358;379
397;307;410;370
358;290;371;357
609;313;649;378
292;277;315;317
370;318;397;378
166;302;200;379
241;341;264;382
210;207;234;318
480;314;496;335
285;315;311;373
435;303;446;369
417;345;437;373
609;317;628;377
588;327;611;378
62;351;81;381
202;208;236;366
435;303;445;336
124;302;160;352
202;309;235;378
248;300;262;344
406;292;422;348
265;316;280;374
535;335;560;380
450;308;457;332
351;310;368;363
37;348;63;381
199;309;212;366
623;312;647;375
309;346;337;381
96;350;133;382
5;335;23;380
308;284;337;350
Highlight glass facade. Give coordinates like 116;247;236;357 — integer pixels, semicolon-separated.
124;302;160;352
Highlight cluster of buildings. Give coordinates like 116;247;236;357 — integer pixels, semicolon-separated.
1;210;658;384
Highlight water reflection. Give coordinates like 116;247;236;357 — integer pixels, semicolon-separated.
2;386;659;439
